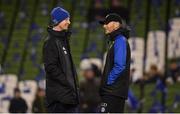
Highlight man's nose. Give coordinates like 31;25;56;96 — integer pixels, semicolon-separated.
67;20;71;24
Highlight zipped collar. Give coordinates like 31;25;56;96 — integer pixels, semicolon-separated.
107;27;130;41
47;26;71;39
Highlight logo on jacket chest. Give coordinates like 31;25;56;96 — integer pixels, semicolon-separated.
62;46;67;55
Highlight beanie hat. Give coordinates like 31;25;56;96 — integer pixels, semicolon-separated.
50;7;70;25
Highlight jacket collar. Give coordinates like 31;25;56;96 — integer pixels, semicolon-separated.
107;27;130;41
47;26;71;39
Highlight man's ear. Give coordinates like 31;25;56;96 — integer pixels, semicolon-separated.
113;22;120;29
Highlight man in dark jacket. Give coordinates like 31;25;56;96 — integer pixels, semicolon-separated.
43;7;79;113
99;13;131;113
9;88;28;113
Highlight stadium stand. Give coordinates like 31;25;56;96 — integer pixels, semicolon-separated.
0;0;179;113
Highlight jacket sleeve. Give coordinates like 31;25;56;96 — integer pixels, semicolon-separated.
43;40;63;78
107;36;127;85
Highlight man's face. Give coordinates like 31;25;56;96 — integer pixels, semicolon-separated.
103;21;120;34
82;69;95;80
15;91;21;98
58;18;71;30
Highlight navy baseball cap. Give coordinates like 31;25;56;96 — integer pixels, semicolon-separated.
50;7;70;25
99;13;122;25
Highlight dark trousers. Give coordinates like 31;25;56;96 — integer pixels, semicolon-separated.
47;102;78;113
100;95;125;113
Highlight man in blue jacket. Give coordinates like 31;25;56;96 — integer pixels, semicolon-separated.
99;13;131;113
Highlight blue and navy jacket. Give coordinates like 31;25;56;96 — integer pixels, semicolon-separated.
100;28;131;99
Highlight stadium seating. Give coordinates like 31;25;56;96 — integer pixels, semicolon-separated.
146;31;166;72
0;74;17;113
0;0;180;113
19;80;37;112
128;37;144;82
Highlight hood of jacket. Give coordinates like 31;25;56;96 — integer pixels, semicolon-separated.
107;26;130;41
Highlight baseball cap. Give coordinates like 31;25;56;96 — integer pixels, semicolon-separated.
99;13;122;25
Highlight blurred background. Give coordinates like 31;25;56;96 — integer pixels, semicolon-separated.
0;0;180;113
